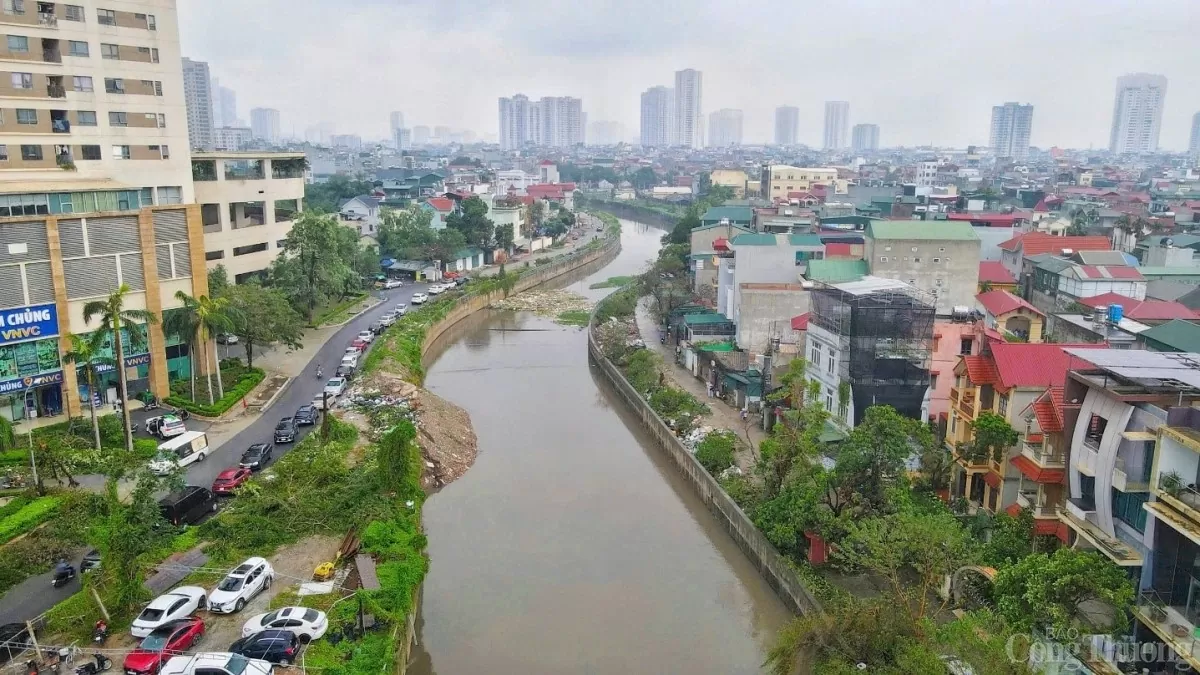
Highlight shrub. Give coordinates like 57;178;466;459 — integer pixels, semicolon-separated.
0;530;76;595
166;367;265;416
695;431;737;474
0;496;61;544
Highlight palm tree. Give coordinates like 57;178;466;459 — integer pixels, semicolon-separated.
60;332;115;450
172;291;235;405
83;284;157;453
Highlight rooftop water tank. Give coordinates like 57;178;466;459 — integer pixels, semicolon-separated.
1109;304;1124;325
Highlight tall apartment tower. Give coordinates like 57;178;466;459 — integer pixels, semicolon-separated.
498;94;531;150
499;95;582;149
209;77;237;129
389;111;405;134
851;124;880;152
640;86;674;147
673;69;703;149
181;57;214;151
1109;73;1168;154
707;109;743;147
988;102;1033;160
823;101;850;150
774;106;799;145
250;108;280;143
1190;112;1200;164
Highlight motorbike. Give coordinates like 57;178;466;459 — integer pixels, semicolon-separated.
142;396;160;411
73;655;110;675
91;622;107;646
167;407;190;421
51;564;75;588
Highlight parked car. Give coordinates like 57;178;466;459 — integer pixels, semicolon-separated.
81;548;101;573
229;630;300;666
146;415;187;439
427;284;444;295
368;321;384;335
395;303;408;315
411;292;428;305
124;617;206;675
382;278;402;289
150;432;210;475
212;468;252;496
0;623;32;666
378;312;396;327
454;277;469;286
323;377;347;398
158;486;217;527
350;338;368;351
216;334;239;345
340;353;359;369
239;443;274;471
159;652;273;675
241;607;328;643
293;405;319;426
131;587;208;638
310;394;327;410
273;418;297;444
357;330;374;343
335;364;355;379
208;558;274;614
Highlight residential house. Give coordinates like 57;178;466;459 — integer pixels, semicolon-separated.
422;197;455;230
527;183;577;210
929;319;987;429
710;169;750;198
1075;293;1199;326
1139;320;1200;353
975;290;1045;342
485;194;526;255
375;169;446;204
736;283;811;360
864;220;982;315
339;195;383;238
722;233;824;327
997;233;1111;284
978;261;1018;293
537;160;559;184
689;221;752;297
805;259;868;284
1029;258;1147;314
759;165;841;200
701;206;754;228
1137;267;1200;287
445;247;485;273
1047;312;1149;349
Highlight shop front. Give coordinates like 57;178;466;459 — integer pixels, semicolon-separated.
0;303;64;422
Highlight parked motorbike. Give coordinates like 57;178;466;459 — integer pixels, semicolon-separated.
167;407;190;421
91;621;107;646
51;564;75;588
73;655;110;675
142;396;160;411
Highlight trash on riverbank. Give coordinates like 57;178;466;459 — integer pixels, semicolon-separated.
494;289;592;321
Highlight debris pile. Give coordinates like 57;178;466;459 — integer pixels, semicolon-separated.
494;289;592;316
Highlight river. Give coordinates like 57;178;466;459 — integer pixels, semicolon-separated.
408;219;791;674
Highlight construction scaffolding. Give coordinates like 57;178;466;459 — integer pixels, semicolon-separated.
811;282;936;424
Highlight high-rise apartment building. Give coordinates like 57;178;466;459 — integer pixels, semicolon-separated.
389;111;404;134
988;102;1033;160
498;94;583;149
1190;112;1200;164
775;106;799;145
1109;73;1167;154
394;127;411;151
412;126;430;145
639;85;674;147
851;124;880;152
0;0;208;422
212;126;252;151
673;69;702;149
210;77;236;129
823;101;850;150
707;109;743;147
181;57;214;151
249;108;280;143
498;94;530;150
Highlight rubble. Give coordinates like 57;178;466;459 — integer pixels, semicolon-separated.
494;289;592;317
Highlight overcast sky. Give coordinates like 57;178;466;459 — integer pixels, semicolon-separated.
180;0;1200;149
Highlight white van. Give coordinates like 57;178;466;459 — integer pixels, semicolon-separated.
150;431;210;475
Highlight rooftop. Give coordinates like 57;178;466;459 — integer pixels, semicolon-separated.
192;151;306;160
1140;320;1200;353
1065;349;1200;395
832;275;915;296
806;259;868;283
1138;266;1200;277
997;233;1111;256
1077;293;1199;322
701;206;754;222
990;343;1100;390
976;290;1043;317
978;261;1016;285
865;220;979;241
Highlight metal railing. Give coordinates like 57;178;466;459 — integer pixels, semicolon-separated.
1021;441;1065;467
1136;590;1200;661
41;49;60;63
1016;490;1056;518
46;84;65;98
37;12;56;27
50;119;69;133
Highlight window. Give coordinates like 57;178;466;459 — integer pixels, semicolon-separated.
885;246;892;251
147;14;156;30
10;72;32;89
913;257;921;263
959;338;973;355
950;413;957;433
139;187;152;205
879;256;888;262
156;113;165;128
104;77;123;93
205;250;224;261
1112;489;1148;533
63;4;83;21
108;111;127;126
80;145;101;160
933;257;941;263
158;186;181;204
826;352;834;374
810;341;821;365
151;144;169;159
939;247;946;252
68;40;88;57
2;0;25;15
6;35;29;53
111;144;129;160
76;110;96;126
100;43;118;59
233;243;268;256
14;108;36;125
153;80;162;96
998;394;1008;417
911;246;918;252
72;75;93;92
150;48;158;63
20;145;41;160
825;391;834;412
930;374;938;389
1085;414;1107;448
97;8;115;24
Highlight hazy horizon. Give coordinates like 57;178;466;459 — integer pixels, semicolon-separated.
180;0;1200;150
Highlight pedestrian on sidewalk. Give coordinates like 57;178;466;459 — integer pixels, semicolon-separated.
706;382;713;398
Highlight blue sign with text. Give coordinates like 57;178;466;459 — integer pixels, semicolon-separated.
0;371;62;395
0;304;58;346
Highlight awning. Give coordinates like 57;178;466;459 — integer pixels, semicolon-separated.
983;470;1002;489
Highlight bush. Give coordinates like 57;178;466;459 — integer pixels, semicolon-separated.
166;367;265;417
695;431;737;474
0;496;61;544
0;530;76;595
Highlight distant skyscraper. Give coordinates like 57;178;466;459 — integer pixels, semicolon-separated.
1109;73;1167;154
412;126;431;145
707;109;743;147
250;108;280;143
210;77;237;129
389;111;405;133
988;102;1033;160
499;95;583;149
181;58;214;150
498;94;531;150
1190;112;1200;163
640;86;674;147
851;124;880;152
673;69;703;148
394;128;412;151
775;106;799;145
823;101;849;150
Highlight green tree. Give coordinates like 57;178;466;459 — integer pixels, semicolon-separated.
663;207;701;246
60;331;115;450
378;419;417;489
303;174;373;213
835;405;932;517
695;430;737;474
981;509;1036;568
964;411;1018;463
377;206;436;259
632;166;658;190
92;471;169;618
445;196;494;248
207;264;230;296
527;200;546;232
171;291;235;404
83;284;156;453
220;283;304;369
993;547;1135;635
269;211;353;321
494;220;515;251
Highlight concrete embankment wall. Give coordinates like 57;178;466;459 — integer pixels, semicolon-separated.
586;323;824;617
584;201;678;229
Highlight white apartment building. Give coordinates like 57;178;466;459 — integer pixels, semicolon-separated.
193;151;305;284
211;126;250;151
210;77;235;128
1189;112;1200;164
775;106;798;146
1109;73;1167;154
640;85;673;147
249;106;279;143
498;94;581;149
673;68;702;149
707;108;742;147
851;123;879;152
822;101;849;150
989;102;1033;161
180;56;212;150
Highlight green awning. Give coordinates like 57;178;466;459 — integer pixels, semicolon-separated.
818;421;848;443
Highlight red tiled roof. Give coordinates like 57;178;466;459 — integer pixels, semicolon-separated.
976;290;1043;318
539;159;555;165
1075;265;1144;281
1033;198;1049;213
1078;292;1196;320
996;233;1111;256
791;313;810;331
713;237;729;251
1031;387;1064;433
978;261;1016;285
426;197;454;212
962;355;1000;385
983;470;1002;489
989;343;1101;390
1010;454;1067;484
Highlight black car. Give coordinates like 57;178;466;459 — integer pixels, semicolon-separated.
273;418;297;443
229;630;301;666
239;443;274;470
336;365;355;379
0;623;31;665
81;549;101;573
369;321;384;335
158;486;217;527
294;405;319;426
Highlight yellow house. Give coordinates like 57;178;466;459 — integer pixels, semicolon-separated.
709;169;749;199
759;165;838;199
975;290;1044;343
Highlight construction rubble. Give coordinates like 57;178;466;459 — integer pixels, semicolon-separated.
494;289;592;317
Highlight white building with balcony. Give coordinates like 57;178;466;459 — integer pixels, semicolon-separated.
192;151;306;284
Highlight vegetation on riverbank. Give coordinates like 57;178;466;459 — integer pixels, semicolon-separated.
588;275;634;289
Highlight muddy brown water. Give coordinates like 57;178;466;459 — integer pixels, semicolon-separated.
409;220;791;674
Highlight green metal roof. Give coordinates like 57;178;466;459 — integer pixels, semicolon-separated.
697;341;737;352
701;206;754;223
682;313;733;326
1034;257;1075;273
806;259;868;283
1137;266;1200;278
866;220;980;241
1141;319;1200;353
730;233;778;246
691;222;753;234
788;234;824;247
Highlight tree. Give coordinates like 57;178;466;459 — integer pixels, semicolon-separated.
527;200;546;232
993;548;1135;636
207;264;230;296
663;207;701;246
632;166;658;190
981;509;1036;568
60;331;115;450
915;442;954;496
964;411;1018;463
92;471;170;618
445;196;494;249
220;283;304;368
303;174;374;213
172;291;235;404
377;206;436;259
269;211;353;321
83;285;157;453
834;405;932;517
494;220;515;251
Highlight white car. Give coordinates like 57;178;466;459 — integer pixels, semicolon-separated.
208;557;274;614
411;293;428;305
382;279;402;289
378;312;396;327
427;284;444;295
356;330;374;344
131;586;208;638
395;304;408;316
340;353;359;369
160;653;274;675
241;606;328;643
323;377;347;398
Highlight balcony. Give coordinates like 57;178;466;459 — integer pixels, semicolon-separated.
37;12;56;27
1133;591;1200;672
50;119;68;133
1016;490;1056;519
957;392;977;418
46;84;65;98
1112;457;1149;493
1076;443;1099;477
1153;483;1200;536
1058;505;1144;566
41;49;59;63
1020;440;1065;468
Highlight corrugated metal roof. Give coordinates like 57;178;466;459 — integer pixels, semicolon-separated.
865;220;979;241
788;233;824;247
806;259;867;283
683;313;733;325
701;206;754;222
1140;320;1200;353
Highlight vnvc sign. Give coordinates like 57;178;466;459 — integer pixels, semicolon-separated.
0;304;58;346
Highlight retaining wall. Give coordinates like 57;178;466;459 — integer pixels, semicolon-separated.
586;321;824;617
582;200;678;229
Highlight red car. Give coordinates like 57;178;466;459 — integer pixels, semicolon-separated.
211;468;252;495
350;338;368;351
123;617;205;674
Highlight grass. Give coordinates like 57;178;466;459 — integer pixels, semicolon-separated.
0;495;60;545
312;292;370;327
588;275;634;290
556;310;591;326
